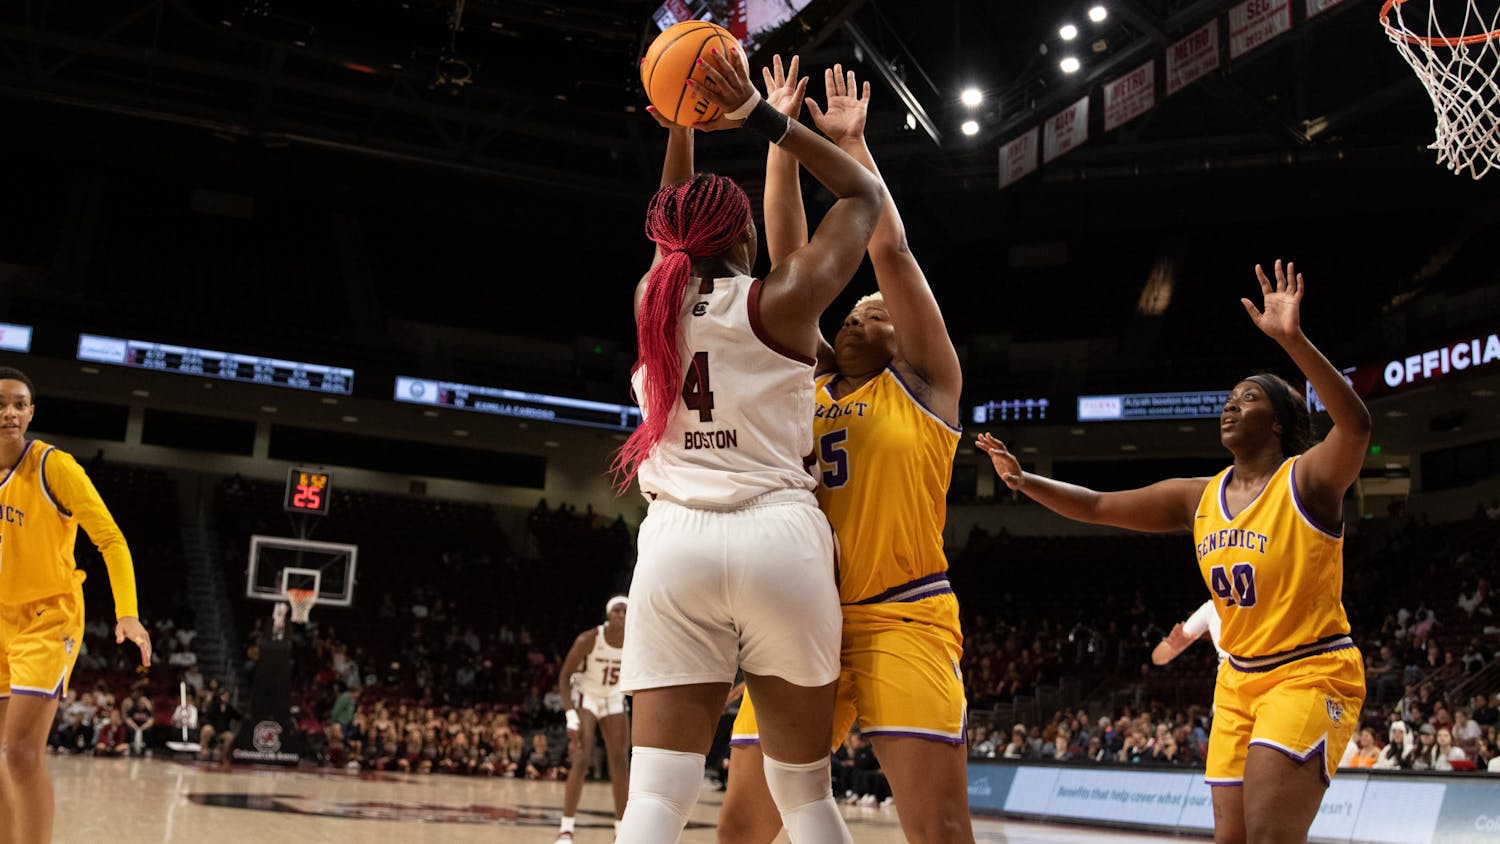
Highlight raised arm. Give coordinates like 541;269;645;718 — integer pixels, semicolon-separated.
761;54;809;267
695;48;884;348
1242;260;1371;522
809;65;962;423
975;433;1206;533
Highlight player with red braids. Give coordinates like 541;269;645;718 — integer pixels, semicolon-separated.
612;47;884;844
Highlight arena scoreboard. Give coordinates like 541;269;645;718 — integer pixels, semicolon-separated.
394;376;641;431
76;333;355;395
1077;390;1228;422
283;467;332;516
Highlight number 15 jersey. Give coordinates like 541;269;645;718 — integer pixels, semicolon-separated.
1194;456;1352;664
634;275;817;507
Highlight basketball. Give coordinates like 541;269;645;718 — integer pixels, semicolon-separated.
640;20;740;126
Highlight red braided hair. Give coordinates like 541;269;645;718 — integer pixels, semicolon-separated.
611;173;751;493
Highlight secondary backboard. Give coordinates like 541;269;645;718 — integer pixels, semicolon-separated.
246;534;357;607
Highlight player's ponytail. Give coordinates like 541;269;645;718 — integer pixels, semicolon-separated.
611;173;751;493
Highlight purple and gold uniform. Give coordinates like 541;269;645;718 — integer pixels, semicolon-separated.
732;368;965;748
1;441;139;700
1195;456;1364;784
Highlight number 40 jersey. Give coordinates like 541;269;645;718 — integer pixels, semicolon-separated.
634;275;817;507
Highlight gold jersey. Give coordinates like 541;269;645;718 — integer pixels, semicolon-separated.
1193;456;1352;667
811;369;961;605
0;440;138;617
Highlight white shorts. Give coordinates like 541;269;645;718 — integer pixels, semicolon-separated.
575;689;627;719
619;488;841;693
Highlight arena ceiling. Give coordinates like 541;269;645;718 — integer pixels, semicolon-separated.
2;0;1497;448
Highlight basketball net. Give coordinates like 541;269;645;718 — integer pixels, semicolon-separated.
1382;0;1500;179
286;588;317;625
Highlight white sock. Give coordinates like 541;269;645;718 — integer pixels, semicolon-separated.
616;747;704;843
559;816;575;833
763;754;851;844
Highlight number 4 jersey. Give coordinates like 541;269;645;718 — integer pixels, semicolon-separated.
1193;455;1353;665
634;276;817;507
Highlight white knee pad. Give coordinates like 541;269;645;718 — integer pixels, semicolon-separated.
762;754;833;811
763;754;851;844
617;747;705;842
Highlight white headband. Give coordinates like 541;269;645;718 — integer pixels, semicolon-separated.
606;596;628;614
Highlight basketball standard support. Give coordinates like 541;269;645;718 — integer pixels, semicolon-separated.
841;19;942;147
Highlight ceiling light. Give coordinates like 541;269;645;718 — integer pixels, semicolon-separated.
260;405;278;414
905;112;917;130
130;389;150;398
1070;427;1086;435
961;120;980;136
320;397;339;405
1089;5;1108;23
960;87;983;107
422;410;439;418
452;429;469;437
1120;444;1138;451
80;366;99;375
1059;23;1079;40
544;441;561;448
1021;446;1038;454
1060;56;1081;73
340;415;359;423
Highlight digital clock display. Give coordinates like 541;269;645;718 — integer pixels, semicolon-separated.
77;334;355;395
394;376;641;431
284;467;332;515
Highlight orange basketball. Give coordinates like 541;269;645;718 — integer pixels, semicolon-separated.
640;20;740;126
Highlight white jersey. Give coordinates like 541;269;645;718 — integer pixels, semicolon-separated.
573;625;624;698
634;275;817;507
1183;599;1227;663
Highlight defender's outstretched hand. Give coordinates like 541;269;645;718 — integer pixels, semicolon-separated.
806;63;870;145
976;433;1025;490
763;54;809;118
1242;259;1304;344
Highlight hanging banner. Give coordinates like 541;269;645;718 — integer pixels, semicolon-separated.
1307;0;1348;18
1229;0;1293;60
1043;96;1090;164
1167;19;1221;96
1103;60;1157;132
999;127;1040;188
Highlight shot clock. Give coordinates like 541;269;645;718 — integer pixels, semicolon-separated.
283;467;333;516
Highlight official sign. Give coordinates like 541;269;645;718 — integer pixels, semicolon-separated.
1229;0;1293;60
1167;20;1220;96
1043;96;1090;164
1104;60;1156;132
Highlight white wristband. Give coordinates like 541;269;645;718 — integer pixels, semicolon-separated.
565;709;581;731
724;90;761;121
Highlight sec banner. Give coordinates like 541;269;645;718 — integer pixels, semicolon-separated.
1229;0;1292;60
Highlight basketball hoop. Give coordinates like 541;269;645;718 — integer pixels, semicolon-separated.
1381;0;1500;178
286;588;317;624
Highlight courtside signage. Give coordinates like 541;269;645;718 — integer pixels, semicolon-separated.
1309;329;1500;409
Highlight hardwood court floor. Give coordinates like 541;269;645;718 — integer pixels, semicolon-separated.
49;754;1187;843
